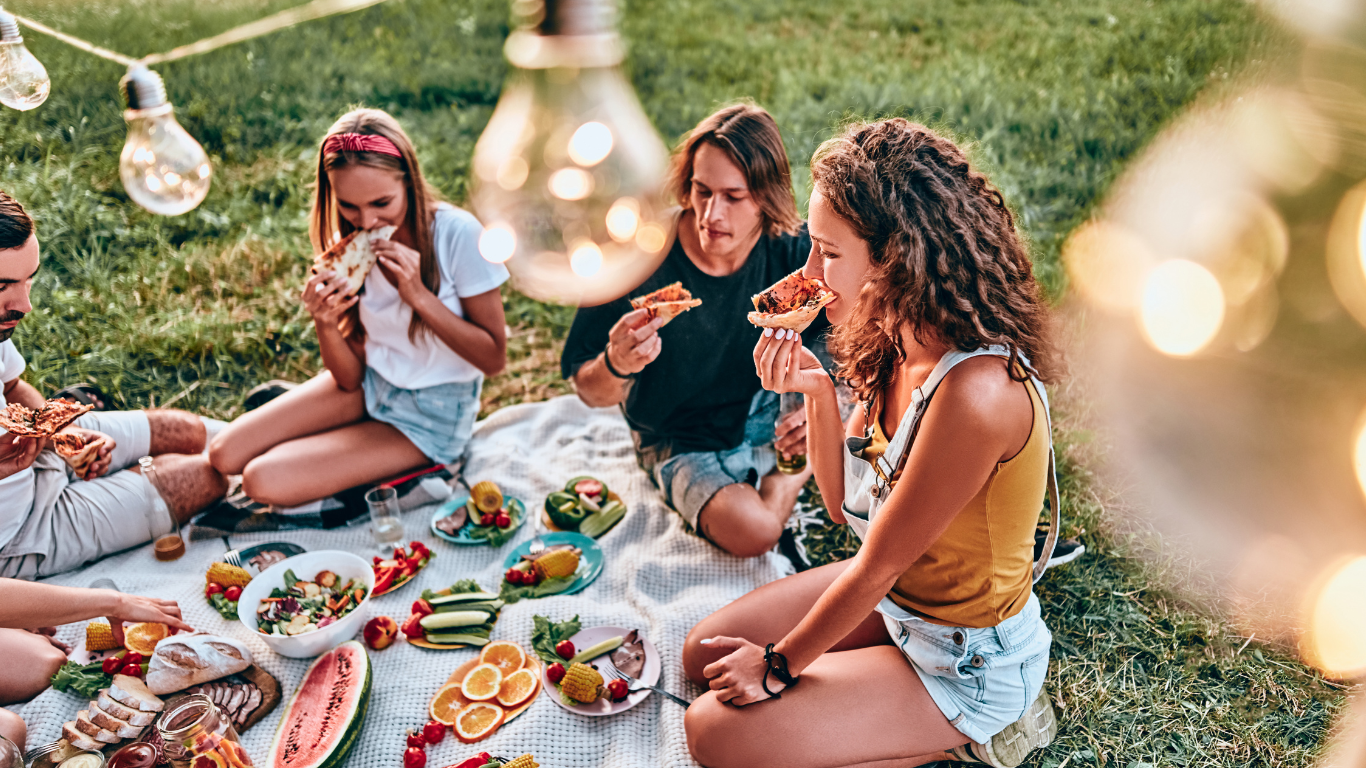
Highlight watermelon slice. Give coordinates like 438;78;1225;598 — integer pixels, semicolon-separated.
267;640;371;768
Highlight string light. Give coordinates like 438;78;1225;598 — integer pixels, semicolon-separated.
118;67;212;216
471;0;671;305
0;7;48;110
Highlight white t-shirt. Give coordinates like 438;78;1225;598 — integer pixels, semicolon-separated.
358;205;510;389
0;340;33;551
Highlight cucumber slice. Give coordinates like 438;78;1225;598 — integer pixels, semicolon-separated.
579;500;626;538
432;602;501;615
424;632;491;646
421;611;493;630
569;636;624;665
428;591;501;606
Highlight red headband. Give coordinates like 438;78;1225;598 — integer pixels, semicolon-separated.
323;132;403;158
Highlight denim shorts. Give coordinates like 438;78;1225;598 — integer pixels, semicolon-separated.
879;592;1051;745
635;389;779;528
363;367;481;465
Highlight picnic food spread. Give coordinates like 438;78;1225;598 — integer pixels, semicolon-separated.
254;568;367;636
747;268;836;332
434;484;524;546
310;224;397;296
205;562;253;621
427;641;541;744
629;281;702;326
542;476;624;537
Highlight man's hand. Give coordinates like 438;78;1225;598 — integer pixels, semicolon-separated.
0;434;39;480
59;427;115;480
604;308;664;376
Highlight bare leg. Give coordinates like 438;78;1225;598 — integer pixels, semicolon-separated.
146;409;207;456
0;628;67;705
0;706;25;751
130;455;229;523
240;421;429;508
696;467;810;558
209;372;365;476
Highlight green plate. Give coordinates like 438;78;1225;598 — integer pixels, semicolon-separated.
430;495;525;546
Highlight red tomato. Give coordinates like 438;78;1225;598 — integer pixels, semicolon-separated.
205;582;223;597
224;586;242;602
606;678;629;701
421;721;445;744
504;567;522;584
494;513;511;529
123;651;144;665
101;655;122;675
401;613;425;639
555;640;575;660
574;478;604;497
121;662;143;677
546;662;566;684
405;730;425;749
411;599;433;618
403;747;426;768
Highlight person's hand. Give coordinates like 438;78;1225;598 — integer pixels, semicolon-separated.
302;269;359;328
31;626;71;654
372;238;432;308
774;407;808;462
604;308;664;376
0;434;39;481
700;636;786;706
106;592;193;646
58;427;115;481
754;328;829;396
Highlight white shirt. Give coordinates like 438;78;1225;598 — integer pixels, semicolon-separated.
358;205;510;389
0;340;33;551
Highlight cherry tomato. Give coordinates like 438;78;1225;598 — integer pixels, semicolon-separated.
404;747;426;768
121;662;144;677
607;678;629;701
411;599;433;618
546;662;566;684
401;613;426;639
373;556;383;565
505;567;522;584
494;513;511;529
205;582;224;597
102;656;123;675
123;651;144;665
224;586;242;602
555;640;575;660
405;730;425;749
421;720;445;744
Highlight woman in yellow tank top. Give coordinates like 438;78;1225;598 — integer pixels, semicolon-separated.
682;119;1063;768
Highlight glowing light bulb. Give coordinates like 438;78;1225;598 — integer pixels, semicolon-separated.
0;10;49;111
118;67;211;216
471;0;670;305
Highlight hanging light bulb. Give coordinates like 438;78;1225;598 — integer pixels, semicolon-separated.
471;0;670;305
118;67;212;216
0;8;49;110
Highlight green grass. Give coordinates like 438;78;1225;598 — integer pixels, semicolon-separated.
0;0;1346;764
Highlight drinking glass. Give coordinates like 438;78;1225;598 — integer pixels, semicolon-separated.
140;456;185;561
366;486;404;552
775;392;808;474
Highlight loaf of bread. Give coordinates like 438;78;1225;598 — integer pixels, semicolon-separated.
145;633;253;695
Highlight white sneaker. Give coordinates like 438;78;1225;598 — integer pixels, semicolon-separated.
949;689;1058;767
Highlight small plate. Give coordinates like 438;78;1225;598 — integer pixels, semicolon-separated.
372;546;434;597
542;626;661;716
501;532;603;597
234;542;307;576
431;496;525;546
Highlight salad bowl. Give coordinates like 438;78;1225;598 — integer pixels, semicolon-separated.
237;550;374;658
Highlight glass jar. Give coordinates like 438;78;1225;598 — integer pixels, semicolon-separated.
23;741;76;768
157;694;253;768
0;734;21;768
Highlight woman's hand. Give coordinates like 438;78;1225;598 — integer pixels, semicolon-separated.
372;238;433;308
754;328;829;396
302;269;358;328
774;408;808;462
106;593;193;646
700;636;786;706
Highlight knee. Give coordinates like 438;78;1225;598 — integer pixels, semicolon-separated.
684;693;739;768
241;458;301;508
721;516;784;559
0;707;25;751
683;622;717;685
207;433;242;475
148;409;206;455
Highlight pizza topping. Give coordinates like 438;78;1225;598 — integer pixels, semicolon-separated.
629;281;703;326
0;399;94;437
747;270;836;332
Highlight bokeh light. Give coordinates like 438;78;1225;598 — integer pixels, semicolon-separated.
1139;259;1226;356
478;224;517;264
1304;555;1366;677
1062;220;1156;313
568;121;614;166
569;240;603;277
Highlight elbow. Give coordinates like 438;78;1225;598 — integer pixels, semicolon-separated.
480;358;507;378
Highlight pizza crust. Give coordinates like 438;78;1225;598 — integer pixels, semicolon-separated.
310;225;398;296
630;282;702;326
747;270;836;332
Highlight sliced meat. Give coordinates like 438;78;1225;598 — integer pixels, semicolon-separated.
238;685;263;726
225;686;247;719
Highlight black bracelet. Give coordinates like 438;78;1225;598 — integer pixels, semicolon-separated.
602;346;635;380
762;643;798;698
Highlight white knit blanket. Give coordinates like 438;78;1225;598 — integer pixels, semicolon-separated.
14;395;789;767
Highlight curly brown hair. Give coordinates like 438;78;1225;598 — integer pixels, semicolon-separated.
811;118;1060;401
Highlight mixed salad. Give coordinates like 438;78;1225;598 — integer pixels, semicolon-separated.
255;568;367;636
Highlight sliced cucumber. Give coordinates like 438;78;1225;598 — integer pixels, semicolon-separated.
569;636;624;665
579;500;626;538
421;610;493;630
432;600;503;614
428;591;501;606
425;632;491;646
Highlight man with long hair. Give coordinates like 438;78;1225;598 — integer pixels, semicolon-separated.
562;103;828;560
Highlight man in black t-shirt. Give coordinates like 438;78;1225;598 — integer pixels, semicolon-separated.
562;104;829;558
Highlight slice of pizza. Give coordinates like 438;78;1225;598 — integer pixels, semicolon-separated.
747;270;836;333
0;399;94;437
629;282;703;326
0;402;40;436
310;225;398;296
50;431;87;457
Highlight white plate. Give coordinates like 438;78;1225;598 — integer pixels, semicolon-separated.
542;626;660;716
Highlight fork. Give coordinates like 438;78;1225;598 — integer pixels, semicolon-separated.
601;664;692;709
221;537;244;568
527;502;546;557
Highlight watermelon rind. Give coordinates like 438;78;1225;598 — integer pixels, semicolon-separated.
266;640;371;768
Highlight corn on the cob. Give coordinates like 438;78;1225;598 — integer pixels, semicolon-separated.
84;621;120;652
206;562;253;589
500;756;538;768
560;662;602;704
533;548;580;580
471;480;504;513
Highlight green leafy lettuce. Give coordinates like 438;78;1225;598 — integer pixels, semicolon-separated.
531;614;581;667
50;660;112;699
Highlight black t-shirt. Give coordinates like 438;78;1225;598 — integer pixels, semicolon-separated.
561;224;829;454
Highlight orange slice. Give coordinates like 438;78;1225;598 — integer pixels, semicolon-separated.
453;701;505;742
123;622;169;655
429;682;465;725
460;662;504;701
479;640;526;675
495;667;538;709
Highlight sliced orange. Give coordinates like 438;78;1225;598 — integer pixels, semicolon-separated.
123;622;169;655
429;682;465;725
460;662;504;701
479;640;526;675
495;667;538;709
453;701;504;742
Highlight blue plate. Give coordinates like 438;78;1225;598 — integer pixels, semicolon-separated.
501;532;603;597
431;495;526;546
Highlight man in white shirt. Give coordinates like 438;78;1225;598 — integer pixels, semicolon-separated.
0;191;227;579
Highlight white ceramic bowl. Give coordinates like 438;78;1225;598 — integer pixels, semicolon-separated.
237;550;374;659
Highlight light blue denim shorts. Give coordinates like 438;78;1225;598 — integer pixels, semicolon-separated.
878;592;1051;745
635;389;779;528
362;367;482;465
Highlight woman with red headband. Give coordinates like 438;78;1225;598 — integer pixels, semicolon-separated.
210;108;509;506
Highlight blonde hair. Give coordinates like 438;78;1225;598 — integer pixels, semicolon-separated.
309;107;445;342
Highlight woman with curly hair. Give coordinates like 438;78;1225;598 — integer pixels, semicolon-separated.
681;118;1063;768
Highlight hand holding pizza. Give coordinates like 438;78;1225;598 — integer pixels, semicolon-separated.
56;426;115;480
0;433;40;481
753;328;829;396
372;238;430;307
605;308;664;376
302;269;359;328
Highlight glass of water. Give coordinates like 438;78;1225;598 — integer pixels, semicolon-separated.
366;486;404;553
775;391;808;474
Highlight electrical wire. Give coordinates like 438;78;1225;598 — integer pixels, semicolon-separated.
7;13;138;67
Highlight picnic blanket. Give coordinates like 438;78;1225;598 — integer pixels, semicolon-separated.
12;394;792;767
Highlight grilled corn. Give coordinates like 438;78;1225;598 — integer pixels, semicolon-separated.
560;662;603;704
533;548;580;580
471;480;504;513
206;562;253;589
84;621;120;652
500;756;538;768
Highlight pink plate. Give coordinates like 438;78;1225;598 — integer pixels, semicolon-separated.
542;625;661;716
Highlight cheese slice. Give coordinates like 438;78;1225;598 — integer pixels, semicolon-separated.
311;225;398;296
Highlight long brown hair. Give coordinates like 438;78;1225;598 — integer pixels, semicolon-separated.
812;119;1060;402
310;108;445;342
666;102;802;238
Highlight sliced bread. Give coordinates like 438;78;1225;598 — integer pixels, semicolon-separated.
73;711;120;744
97;690;156;727
109;674;165;713
88;702;141;739
61;722;104;752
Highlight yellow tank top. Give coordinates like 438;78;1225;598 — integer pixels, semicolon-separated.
860;373;1048;628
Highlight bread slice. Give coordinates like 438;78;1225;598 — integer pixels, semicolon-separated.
88;701;141;739
62;722;104;752
98;690;156;727
108;674;165;713
74;711;120;744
